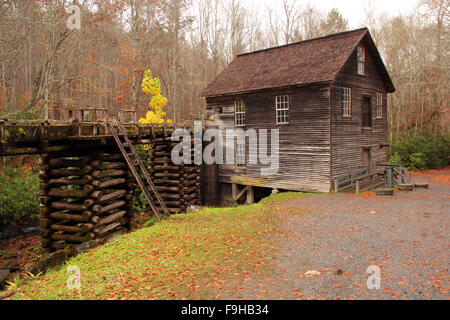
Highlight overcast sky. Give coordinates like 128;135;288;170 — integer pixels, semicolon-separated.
246;0;419;28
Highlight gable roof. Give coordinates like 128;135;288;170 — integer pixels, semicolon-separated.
203;28;395;97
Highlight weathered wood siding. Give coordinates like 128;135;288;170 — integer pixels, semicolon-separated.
206;84;332;196
330;36;389;180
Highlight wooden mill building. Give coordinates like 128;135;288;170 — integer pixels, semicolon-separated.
203;28;395;205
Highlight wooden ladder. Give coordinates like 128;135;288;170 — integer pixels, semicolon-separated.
107;116;169;220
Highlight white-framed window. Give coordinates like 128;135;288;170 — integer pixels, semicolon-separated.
357;47;365;75
235;100;245;127
276;95;289;124
236;142;246;167
342;87;352;117
376;93;383;119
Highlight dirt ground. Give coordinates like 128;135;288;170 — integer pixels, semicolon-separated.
2;167;449;300
220;167;449;300
0;235;41;274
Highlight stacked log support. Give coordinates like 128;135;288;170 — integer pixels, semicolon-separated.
39;145;133;252
148;131;201;214
90;149;133;239
38;127;202;251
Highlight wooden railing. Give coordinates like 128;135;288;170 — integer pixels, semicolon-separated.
334;166;385;193
70;108;138;137
118;109;137;124
334;166;367;192
376;164;412;189
71;108;136;124
334;163;411;194
354;170;386;194
71;107;108;123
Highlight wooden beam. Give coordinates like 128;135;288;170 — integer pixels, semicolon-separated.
246;186;254;204
233;184;247;202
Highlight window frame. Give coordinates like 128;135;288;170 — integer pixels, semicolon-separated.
235;141;246;168
275;95;290;125
376;93;383;119
357;47;366;76
342;87;352;118
235;100;245;127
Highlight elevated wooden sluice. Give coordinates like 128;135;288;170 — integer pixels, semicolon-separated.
0;115;202;251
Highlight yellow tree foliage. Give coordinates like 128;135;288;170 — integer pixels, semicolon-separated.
139;70;173;125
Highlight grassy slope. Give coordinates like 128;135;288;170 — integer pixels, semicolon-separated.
11;192;306;300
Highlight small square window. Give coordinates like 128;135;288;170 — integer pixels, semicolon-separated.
357;47;365;75
342;87;352;117
235;100;245;126
276;95;289;124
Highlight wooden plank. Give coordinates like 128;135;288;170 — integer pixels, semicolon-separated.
234;185;247;202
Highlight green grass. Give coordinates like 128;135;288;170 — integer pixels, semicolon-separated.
10;192;308;300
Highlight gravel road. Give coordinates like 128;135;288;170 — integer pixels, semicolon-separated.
221;168;449;300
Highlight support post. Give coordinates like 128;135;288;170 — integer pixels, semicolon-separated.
39;145;133;252
232;183;237;205
387;168;393;189
246;186;254;205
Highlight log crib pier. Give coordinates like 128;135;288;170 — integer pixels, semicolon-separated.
0;116;202;251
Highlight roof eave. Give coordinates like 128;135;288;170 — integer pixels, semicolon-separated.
201;80;333;99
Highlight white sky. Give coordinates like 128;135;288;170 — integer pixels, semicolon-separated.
246;0;419;28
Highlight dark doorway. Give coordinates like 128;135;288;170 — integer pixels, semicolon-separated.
362;97;372;128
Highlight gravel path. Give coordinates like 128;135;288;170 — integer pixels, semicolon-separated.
221;168;449;300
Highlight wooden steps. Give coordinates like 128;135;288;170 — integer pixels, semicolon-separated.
108;117;169;220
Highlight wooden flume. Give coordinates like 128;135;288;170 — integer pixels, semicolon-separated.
9;118;203;252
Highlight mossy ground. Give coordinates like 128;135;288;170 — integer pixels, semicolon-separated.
10;192;309;300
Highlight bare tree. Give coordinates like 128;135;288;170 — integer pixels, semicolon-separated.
299;2;323;40
223;0;248;60
281;0;301;44
0;0;446;134
267;7;281;46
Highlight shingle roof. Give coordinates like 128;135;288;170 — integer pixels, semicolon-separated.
203;28;395;97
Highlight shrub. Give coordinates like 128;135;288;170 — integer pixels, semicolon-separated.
0;164;40;226
131;145;151;213
390;131;450;171
132;189;147;213
407;152;427;171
